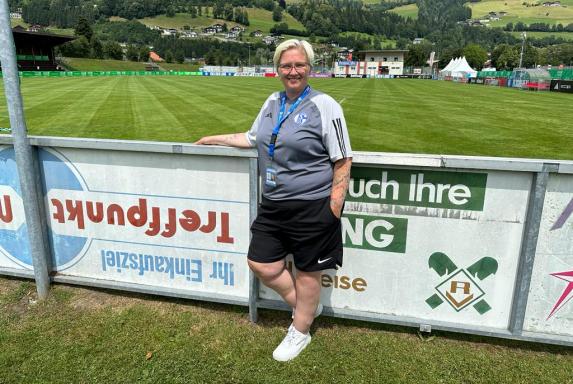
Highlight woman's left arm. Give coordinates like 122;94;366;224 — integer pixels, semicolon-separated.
330;157;352;218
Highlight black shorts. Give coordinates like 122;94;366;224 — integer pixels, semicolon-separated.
247;196;342;272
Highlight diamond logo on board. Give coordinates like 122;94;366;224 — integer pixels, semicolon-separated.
425;252;498;315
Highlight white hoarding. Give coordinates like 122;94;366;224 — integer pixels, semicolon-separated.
37;147;251;299
524;174;573;337
0;145;32;271
260;166;532;330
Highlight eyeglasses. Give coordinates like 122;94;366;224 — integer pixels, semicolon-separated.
278;62;309;73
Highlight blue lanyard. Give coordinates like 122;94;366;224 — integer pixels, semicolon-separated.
268;86;311;159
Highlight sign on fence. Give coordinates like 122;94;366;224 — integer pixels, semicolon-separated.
0;143;254;301
525;173;573;337
0;145;30;272
260;166;531;329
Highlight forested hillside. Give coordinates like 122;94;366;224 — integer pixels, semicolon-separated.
7;0;573;68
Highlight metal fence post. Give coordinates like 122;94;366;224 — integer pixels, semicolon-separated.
508;163;558;334
248;157;259;322
0;1;51;299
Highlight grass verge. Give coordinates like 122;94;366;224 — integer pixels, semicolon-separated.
0;277;571;384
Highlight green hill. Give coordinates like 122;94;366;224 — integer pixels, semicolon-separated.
390;0;573;27
390;3;419;19
139;8;305;36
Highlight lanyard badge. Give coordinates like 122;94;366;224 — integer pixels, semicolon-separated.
265;86;311;188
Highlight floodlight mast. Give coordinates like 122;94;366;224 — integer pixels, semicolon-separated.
518;32;527;68
0;0;51;298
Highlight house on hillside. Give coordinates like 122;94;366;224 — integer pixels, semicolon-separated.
203;26;216;34
263;35;277;45
181;31;198;38
10;11;22;19
334;49;407;77
251;30;263;37
543;1;561;6
499;11;508;16
230;26;244;33
413;38;424;45
27;24;43;32
212;24;224;33
161;28;178;37
225;32;239;40
149;51;164;62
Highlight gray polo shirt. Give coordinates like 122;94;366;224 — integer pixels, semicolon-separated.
246;88;352;200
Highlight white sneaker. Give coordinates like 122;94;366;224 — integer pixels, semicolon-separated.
272;326;312;362
291;303;324;319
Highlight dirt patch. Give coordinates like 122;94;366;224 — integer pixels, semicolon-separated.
0;276;29;296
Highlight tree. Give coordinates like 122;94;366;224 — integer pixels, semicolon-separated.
405;42;433;66
279;0;287;9
91;38;104;59
491;44;518;70
126;45;139;61
273;6;283;22
174;49;185;64
463;43;488;69
60;36;90;58
166;7;175;17
75;17;93;41
165;50;174;63
139;45;150;62
104;41;123;60
271;22;289;35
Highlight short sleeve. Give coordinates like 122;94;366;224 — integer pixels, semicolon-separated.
317;95;353;162
246;94;274;147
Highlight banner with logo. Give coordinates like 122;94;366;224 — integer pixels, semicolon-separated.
1;146;252;299
524;173;573;337
260;166;532;330
0;145;31;271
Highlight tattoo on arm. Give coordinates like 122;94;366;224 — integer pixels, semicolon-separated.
330;158;352;218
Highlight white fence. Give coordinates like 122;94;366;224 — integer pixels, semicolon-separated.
1;136;573;346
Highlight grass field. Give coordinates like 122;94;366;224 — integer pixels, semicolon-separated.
390;3;419;19
0;277;572;383
475;0;573;26
510;30;573;40
63;58;202;72
0;76;571;160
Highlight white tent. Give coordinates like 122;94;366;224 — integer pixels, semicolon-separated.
440;56;477;78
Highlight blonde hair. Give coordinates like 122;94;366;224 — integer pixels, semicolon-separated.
273;39;314;70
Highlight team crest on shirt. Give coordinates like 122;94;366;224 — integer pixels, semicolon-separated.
294;113;308;126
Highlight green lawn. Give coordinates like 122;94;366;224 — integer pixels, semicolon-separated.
1;76;572;160
339;31;396;48
63;57;202;72
509;30;573;40
390;3;419;20
472;0;573;26
0;278;571;384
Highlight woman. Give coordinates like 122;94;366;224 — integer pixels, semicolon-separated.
196;39;352;361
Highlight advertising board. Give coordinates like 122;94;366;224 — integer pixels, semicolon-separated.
524;174;573;337
260;166;532;329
